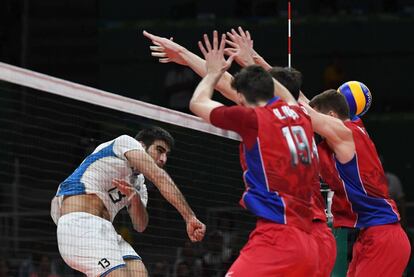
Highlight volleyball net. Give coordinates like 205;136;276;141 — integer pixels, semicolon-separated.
0;62;255;276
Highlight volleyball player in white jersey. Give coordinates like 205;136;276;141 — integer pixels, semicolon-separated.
51;126;206;277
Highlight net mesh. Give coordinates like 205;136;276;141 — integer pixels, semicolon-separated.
0;63;255;276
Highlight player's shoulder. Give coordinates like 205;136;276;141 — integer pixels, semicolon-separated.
118;134;142;144
115;134;136;141
112;134;144;156
290;103;312;124
94;135;136;148
91;138;116;154
212;105;255;120
344;121;371;143
296;103;311;116
219;105;254;113
345;120;364;131
351;116;365;128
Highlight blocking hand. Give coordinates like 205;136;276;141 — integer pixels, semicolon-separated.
225;26;255;67
198;30;237;76
143;30;187;65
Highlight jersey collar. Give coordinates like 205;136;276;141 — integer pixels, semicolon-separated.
266;96;280;106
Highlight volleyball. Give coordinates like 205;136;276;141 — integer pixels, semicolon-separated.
337;81;372;117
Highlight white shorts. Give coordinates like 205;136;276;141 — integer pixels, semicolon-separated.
57;212;141;277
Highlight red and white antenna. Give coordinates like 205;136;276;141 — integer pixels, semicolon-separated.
288;1;292;68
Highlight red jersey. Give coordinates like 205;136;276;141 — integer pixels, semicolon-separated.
210;97;318;232
318;120;400;228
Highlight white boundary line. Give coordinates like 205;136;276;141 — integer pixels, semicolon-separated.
0;61;240;141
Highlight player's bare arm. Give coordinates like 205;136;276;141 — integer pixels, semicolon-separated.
124;149;206;242
113;178;148;233
224;27;270;69
272;77;298;105
189;31;236;122
251;49;273;70
143;30;239;104
226;27;297;105
300;100;355;163
143;31;187;65
299;91;310;104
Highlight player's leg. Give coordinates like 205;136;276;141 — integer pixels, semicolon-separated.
125;259;147;277
226;220;317;276
103;260;147;277
347;223;410;277
101;266;129;277
57;212;127;277
312;221;337;277
116;233;148;277
346;238;360;277
97;256;145;277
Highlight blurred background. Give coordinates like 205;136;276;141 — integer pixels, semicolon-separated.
1;0;414;276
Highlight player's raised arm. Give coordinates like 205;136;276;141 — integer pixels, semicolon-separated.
189;31;236;122
251;49;273;70
143;30;239;104
272;77;297;105
224;27;256;68
124;149;205;242
226;27;297;105
299;91;311;104
225;27;271;70
299;99;355;164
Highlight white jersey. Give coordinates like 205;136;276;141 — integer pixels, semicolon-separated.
51;135;147;224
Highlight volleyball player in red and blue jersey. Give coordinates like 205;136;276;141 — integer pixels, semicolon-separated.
270;67;336;277
189;31;318;276
302;90;411;277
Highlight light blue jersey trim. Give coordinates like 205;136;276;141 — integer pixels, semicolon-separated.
57;142;116;196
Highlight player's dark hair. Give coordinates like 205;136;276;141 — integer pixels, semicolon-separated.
231;65;274;104
309;89;350;120
135;126;174;149
269;66;302;100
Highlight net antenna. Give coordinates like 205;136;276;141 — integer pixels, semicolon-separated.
288;0;292;68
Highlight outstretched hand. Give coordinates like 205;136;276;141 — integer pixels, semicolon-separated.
198;31;237;76
112;179;136;199
143;30;187;65
225;27;255;67
186;216;206;242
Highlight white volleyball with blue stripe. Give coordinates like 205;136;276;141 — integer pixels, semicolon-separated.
337;81;372;117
